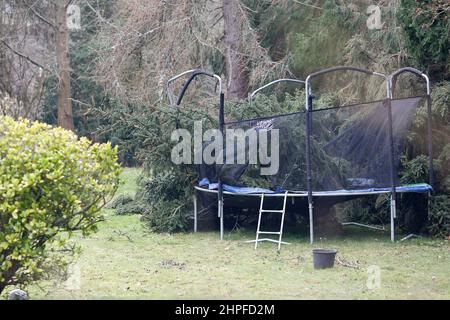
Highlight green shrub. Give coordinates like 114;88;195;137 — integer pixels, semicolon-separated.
141;199;190;233
107;194;134;209
436;143;450;193
136;171;191;204
107;194;146;215
428;195;450;238
138;170;192;233
398;0;450;79
400;155;429;185
0;116;121;294
115;201;146;215
340;196;389;226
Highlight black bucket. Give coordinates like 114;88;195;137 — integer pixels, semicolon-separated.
312;249;338;269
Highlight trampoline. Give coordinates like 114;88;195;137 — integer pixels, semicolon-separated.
167;66;434;243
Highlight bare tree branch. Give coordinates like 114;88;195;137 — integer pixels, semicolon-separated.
292;0;322;10
66;0;75;9
0;40;51;72
28;5;56;29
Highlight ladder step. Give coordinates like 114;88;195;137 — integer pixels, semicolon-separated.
258;231;281;235
254;191;289;251
247;238;291;245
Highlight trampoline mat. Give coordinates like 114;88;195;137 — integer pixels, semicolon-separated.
199;182;432;196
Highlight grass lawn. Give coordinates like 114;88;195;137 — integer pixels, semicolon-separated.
27;168;450;300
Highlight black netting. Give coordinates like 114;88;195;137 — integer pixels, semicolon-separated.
220;112;307;190
197;96;424;192
311;97;423;191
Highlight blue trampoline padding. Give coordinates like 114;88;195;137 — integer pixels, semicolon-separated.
199;179;432;195
208;183;275;194
312;183;432;195
199;178;275;194
391;183;432;193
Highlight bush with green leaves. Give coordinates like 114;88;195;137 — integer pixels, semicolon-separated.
137;169;193;233
107;194;134;209
107;194;146;215
428;195;450;237
141;198;191;233
0;116;121;294
398;0;450;79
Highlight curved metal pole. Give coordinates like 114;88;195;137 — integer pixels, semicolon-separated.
304;66;388;244
388;67;434;242
305;66;387;111
306;66;384;84
176;70;222;106
166;69;225;240
166;69;197;107
388;67;431;96
388;67;433;187
249;79;305;100
166;69;223;107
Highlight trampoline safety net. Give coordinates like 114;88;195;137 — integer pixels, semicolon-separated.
198;96;425;192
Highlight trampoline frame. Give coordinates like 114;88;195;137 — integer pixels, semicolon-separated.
167;69;226;240
168;66;433;243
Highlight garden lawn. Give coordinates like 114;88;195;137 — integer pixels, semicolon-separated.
28;168;450;299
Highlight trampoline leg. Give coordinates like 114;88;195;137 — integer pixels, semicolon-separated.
390;194;396;242
309;203;314;244
219;199;224;241
193;194;197;233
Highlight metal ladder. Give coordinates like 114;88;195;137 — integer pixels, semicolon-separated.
254;191;289;251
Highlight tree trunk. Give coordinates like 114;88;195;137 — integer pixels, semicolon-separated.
55;2;74;130
223;0;249;100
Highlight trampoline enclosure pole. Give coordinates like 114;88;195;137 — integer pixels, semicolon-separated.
426;95;434;187
390;194;395;242
193;193;197;233
385;98;397;242
386;68;434;242
306;87;314;244
426;94;434;232
168;70;224;238
218;92;225;240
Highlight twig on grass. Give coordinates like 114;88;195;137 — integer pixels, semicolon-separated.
113;230;134;242
336;256;361;269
